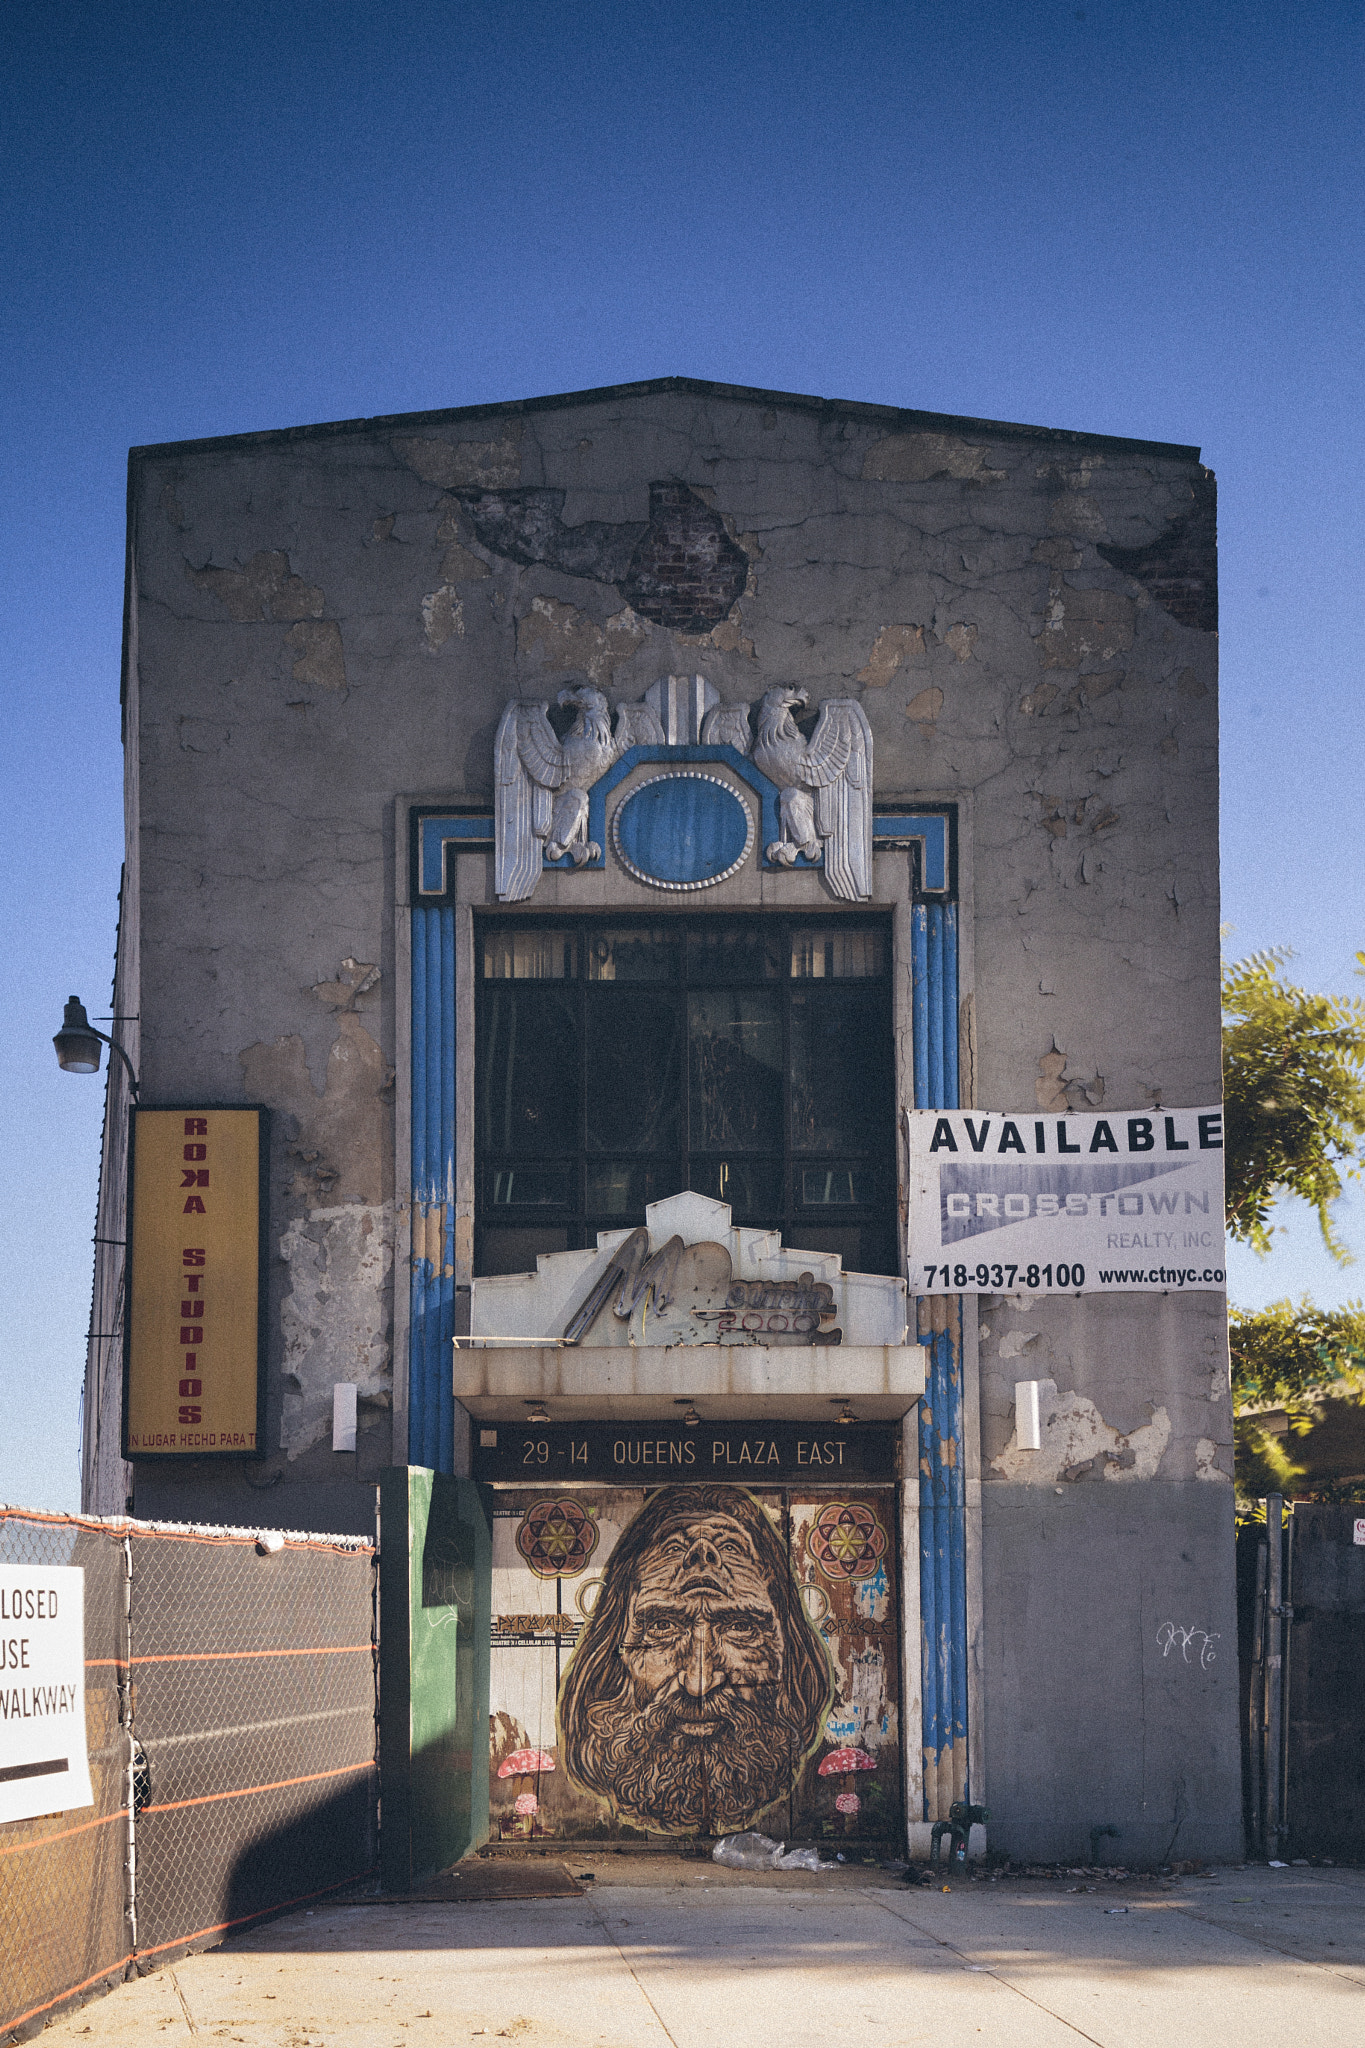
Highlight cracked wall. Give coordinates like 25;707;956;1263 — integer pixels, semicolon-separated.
125;380;1221;1546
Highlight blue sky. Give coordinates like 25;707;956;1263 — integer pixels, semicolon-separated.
2;0;1362;1510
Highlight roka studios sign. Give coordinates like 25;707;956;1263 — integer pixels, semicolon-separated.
905;1106;1226;1294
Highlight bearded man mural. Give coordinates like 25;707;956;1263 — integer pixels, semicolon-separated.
558;1484;833;1834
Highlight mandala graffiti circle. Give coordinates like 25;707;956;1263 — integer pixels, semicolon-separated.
516;1497;600;1579
807;1500;888;1582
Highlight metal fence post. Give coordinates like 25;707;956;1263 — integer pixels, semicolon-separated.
1264;1494;1285;1858
122;1531;138;1959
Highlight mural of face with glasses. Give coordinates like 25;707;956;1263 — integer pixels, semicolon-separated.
558;1483;833;1833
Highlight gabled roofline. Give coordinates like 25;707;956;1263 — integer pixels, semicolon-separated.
127;374;1201;465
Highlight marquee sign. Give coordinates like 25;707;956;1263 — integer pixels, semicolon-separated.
472;1419;899;1486
905;1105;1226;1293
123;1106;268;1458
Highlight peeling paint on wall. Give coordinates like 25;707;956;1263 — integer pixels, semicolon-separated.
905;687;944;725
1035;1041;1105;1111
857;624;926;687
1036;582;1135;669
421;586;465;651
187;549;324;622
943;624;978;662
861;434;1006;483
1048;492;1109;539
435;502;491;582
514;595;649;683
1194;1438;1232;1483
279;1202;394;1458
285;619;347;693
991;1379;1171;1483
393;426;522;489
310;959;380;1013
239;1011;391;1206
1097;473;1217;632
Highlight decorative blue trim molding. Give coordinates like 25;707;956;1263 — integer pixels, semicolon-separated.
610;771;757;891
410;905;456;1473
912;896;968;1816
419;797;951;896
581;743;794;872
417;812;494;896
872;812;950;893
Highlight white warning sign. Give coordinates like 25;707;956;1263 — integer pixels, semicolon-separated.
0;1565;94;1824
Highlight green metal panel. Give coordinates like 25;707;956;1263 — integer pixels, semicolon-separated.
380;1467;491;1889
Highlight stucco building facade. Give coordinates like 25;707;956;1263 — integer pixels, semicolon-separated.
82;377;1238;1861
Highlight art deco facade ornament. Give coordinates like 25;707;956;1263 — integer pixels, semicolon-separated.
494;674;872;902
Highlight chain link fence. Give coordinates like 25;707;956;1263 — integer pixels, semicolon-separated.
0;1512;130;2044
1;1507;377;2043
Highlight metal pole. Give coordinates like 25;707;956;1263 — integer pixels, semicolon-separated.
122;1532;138;1956
1264;1494;1284;1858
1248;1535;1267;1855
1280;1503;1295;1851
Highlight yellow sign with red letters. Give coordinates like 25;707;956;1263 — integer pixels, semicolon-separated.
124;1107;267;1458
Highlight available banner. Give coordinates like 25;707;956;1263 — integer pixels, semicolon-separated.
905;1105;1226;1293
0;1565;94;1824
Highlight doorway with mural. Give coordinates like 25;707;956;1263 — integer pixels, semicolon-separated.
488;1481;901;1844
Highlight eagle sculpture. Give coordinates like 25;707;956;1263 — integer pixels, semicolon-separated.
751;688;873;901
495;684;664;901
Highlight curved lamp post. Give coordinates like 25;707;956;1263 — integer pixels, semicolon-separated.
53;996;139;1099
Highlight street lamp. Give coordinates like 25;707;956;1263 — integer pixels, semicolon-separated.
53;997;139;1098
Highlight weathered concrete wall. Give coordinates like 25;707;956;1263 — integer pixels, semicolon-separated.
106;377;1231;1846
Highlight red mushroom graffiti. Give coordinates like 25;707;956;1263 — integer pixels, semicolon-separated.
817;1746;876;1827
498;1747;556;1832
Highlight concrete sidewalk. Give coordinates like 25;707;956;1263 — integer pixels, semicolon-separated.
36;1860;1365;2048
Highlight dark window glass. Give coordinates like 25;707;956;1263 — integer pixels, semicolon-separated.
478;986;579;1157
585;929;678;982
688;1157;784;1217
489;1165;574;1207
586;988;682;1153
790;985;887;1154
479;1226;569;1276
585;1160;686;1217
688;989;783;1152
687;925;782;982
799;1165;872;1207
474;916;897;1277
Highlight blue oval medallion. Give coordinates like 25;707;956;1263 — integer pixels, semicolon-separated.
611;772;755;891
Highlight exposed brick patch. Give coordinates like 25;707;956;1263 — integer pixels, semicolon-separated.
455;479;749;632
619;483;749;632
1098;472;1217;632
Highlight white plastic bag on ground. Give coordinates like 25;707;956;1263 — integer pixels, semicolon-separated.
775;1846;822;1872
712;1832;784;1870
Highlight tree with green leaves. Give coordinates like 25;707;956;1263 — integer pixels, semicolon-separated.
1223;947;1365;1260
1223;948;1365;1500
1229;1296;1365;1499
